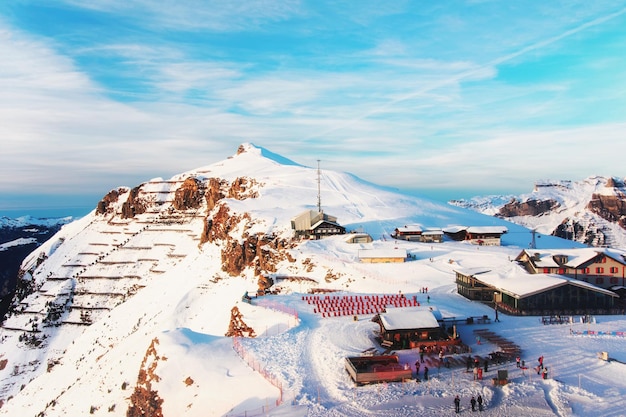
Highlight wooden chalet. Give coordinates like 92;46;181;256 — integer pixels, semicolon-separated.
372;307;458;349
392;225;443;243
358;248;407;263
454;266;619;316
516;248;626;289
344;233;373;244
443;226;508;246
392;225;422;241
291;209;346;240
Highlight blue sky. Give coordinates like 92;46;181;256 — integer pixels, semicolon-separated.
2;1;626;217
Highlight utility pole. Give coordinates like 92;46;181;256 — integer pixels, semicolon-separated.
530;229;537;249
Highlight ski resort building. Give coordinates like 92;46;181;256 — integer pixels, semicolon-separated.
344;233;373;244
443;226;508;246
515;248;626;289
392;225;443;243
358;248;407;263
454;267;619;315
290;210;346;240
372;307;458;350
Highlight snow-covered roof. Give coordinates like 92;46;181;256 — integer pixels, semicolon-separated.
467;268;617;299
358;249;407;259
454;267;491;276
311;219;343;229
442;225;467;233
422;229;443;236
466;226;508;234
520;248;626;268
396;225;422;233
378;307;441;330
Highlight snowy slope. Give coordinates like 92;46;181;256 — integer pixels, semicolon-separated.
1;144;623;417
450;176;626;249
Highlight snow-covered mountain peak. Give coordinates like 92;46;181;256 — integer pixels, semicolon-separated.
0;145;590;417
452;175;626;248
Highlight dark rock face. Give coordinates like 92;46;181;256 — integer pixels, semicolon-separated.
172;177;204;211
588;194;626;229
96;188;126;215
228;177;259;200
552;218;607;247
498;198;560;217
205;178;226;211
121;186;148;219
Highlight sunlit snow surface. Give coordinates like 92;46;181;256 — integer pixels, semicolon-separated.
0;144;623;417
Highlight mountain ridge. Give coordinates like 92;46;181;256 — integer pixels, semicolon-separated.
0;144;582;416
450;175;626;248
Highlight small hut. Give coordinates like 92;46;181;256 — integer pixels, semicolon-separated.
372;307;456;350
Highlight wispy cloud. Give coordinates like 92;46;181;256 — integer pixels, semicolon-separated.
62;0;303;31
1;1;626;212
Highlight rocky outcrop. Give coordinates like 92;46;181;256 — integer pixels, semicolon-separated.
225;306;256;338
258;275;274;294
498;198;559;217
205;178;226;211
121;186;148;219
96;187;126;215
552;218;607;247
587;194;626;229
228;177;260;200
127;338;164;417
172;177;205;211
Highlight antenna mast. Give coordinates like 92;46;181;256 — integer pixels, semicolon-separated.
317;160;322;213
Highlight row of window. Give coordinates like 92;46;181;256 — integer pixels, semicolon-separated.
585;276;621;285
543;267;621;274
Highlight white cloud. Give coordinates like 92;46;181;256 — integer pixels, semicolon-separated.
62;0;304;31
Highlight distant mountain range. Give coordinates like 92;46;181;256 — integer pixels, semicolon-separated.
0;216;72;319
449;176;626;249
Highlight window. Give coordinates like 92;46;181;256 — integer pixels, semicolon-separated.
595;277;604;285
610;277;619;284
596;267;604;274
610;267;618;274
584;268;590;274
558;268;565;274
543;268;550;274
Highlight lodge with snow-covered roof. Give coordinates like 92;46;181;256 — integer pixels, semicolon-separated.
454;266;619;316
372;306;459;349
358;248;407;263
443;226;508;246
391;225;443;243
515;248;626;289
290;209;346;240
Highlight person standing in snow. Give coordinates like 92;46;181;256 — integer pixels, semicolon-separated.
477;394;483;411
542;367;548;380
516;356;521;368
470;396;476;411
466;356;472;372
420;347;424;363
454;395;461;413
483;359;489;373
423;366;429;381
538;355;544;369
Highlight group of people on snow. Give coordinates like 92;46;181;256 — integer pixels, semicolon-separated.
454;394;483;413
